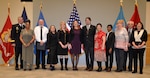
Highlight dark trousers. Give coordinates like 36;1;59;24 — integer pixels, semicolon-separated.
133;48;145;72
115;48;125;71
123;47;133;71
85;46;94;69
105;49;114;69
15;47;23;68
36;49;46;68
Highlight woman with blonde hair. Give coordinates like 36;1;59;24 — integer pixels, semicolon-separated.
57;21;69;70
114;20;129;72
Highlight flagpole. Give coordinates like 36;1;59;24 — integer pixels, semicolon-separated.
8;2;10;67
22;2;26;7
8;3;10;15
7;2;10;67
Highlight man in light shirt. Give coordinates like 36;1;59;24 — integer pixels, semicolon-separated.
34;19;48;69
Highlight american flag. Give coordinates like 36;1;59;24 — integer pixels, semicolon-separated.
66;3;82;31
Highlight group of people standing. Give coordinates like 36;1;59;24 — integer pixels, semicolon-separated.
11;16;147;74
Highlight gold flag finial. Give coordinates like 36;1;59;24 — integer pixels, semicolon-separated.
8;3;10;15
120;0;123;6
40;1;43;10
22;2;26;7
135;0;138;5
73;0;76;4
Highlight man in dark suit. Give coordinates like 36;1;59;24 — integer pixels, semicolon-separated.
105;24;115;72
82;17;96;71
123;21;134;71
11;17;25;70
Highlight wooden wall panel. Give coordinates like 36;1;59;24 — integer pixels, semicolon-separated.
146;34;150;65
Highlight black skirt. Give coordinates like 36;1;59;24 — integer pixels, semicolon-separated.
57;44;68;55
47;47;58;64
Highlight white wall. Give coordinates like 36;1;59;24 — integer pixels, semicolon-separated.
33;0;146;32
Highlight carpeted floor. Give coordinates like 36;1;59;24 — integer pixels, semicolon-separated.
0;65;150;78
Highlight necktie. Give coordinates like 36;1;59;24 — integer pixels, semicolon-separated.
41;27;43;40
128;29;132;39
86;25;90;34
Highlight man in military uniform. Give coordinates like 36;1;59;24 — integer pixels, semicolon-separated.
11;17;25;70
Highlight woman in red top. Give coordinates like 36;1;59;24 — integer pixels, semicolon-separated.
94;23;106;72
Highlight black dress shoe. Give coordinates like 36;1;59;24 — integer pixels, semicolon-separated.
140;71;143;74
106;68;111;72
15;67;19;70
42;67;46;69
88;68;93;71
85;68;89;70
128;70;132;72
35;67;39;69
20;65;23;69
123;69;126;71
65;67;68;71
20;67;23;69
74;66;78;71
128;68;132;71
132;71;137;73
24;69;26;71
115;70;122;72
29;69;32;71
75;68;78;71
104;68;108;71
61;67;64;70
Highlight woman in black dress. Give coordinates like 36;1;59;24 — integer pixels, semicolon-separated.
57;21;69;70
46;25;58;71
131;22;147;74
68;20;83;70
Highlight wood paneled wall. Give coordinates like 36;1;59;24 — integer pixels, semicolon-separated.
146;34;150;65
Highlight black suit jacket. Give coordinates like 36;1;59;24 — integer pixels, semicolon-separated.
82;25;96;47
106;32;115;50
128;29;134;44
11;24;25;47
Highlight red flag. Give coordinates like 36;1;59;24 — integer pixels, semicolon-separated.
130;4;141;28
0;14;14;64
